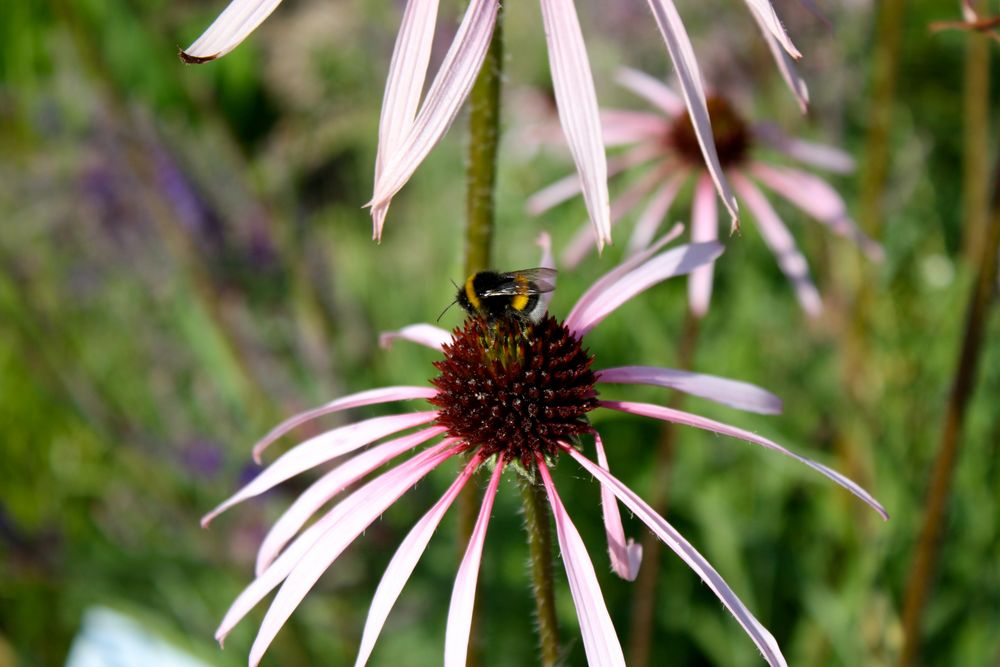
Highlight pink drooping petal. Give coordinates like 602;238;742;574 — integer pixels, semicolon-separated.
747;8;809;112
372;0;441;240
369;0;499;213
255;425;449;575
592;433;642;580
354;452;484;667
444;459;504;667
615;66;684;115
538;458;627;665
565;241;723;338
731;172;822;317
627;173;687;254
247;444;462;666
215;440;457;646
750;163;884;261
539;0;611;251
562;162;672;268
596;366;782;415
253;386;439;462
180;0;282;63
527;144;660;216
202;411;439;526
601;110;669;147
752;122;855;173
598;400;888;519
742;0;801;58
537;233;557;313
563;444;788;667
644;0;739;229
688;174;719;317
379;323;454;351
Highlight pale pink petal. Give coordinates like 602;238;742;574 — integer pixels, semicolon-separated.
752;122;855;173
747;7;808;112
601;110;669;147
563;444;788;667
201;411;439;526
527;144;660;216
247;442;462;666
592;433;642;580
354;453;484;667
562;162;672;268
565;241;723;338
537;233;557;313
444;459;505;667
216;440;457;645
743;0;801;58
615;67;684;115
645;0;739;228
596;366;782;415
256;425;449;575
731;172;822;317
538;459;626;665
372;0;441;240
369;0;499;212
626;172;688;254
687;174;719;317
379;323;454;351
180;0;282;63
598;400;889;519
751;163;884;261
539;0;611;251
253;386;439;462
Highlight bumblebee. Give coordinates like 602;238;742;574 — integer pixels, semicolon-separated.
455;268;557;324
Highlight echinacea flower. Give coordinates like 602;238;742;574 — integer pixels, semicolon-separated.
204;231;887;666
530;68;884;317
180;0;805;246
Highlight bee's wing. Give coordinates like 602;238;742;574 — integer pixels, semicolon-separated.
480;268;558;297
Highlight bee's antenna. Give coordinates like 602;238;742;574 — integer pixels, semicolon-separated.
437;299;458;322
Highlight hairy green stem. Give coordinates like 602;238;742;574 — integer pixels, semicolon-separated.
520;477;561;666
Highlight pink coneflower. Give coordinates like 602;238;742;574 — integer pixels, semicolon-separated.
530;68;884;317
204;231;886;666
180;1;804;246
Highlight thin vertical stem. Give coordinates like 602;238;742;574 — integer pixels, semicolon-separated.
961;18;991;262
521;477;561;667
627;310;701;667
897;122;1000;667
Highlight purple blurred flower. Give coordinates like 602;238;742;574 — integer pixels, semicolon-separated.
531;68;883;317
181;0;804;247
204;232;886;666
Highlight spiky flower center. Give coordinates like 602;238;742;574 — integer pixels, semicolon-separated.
430;315;598;466
667;95;750;168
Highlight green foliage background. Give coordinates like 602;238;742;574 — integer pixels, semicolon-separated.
1;0;998;665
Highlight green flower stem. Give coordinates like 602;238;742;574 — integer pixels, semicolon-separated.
520;476;561;667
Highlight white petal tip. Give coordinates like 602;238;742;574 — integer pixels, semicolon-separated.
178;48;220;64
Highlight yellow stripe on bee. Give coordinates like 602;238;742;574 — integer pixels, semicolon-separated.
464;276;481;310
511;275;529;311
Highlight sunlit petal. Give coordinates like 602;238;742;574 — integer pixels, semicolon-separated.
380;323;454;351
180;0;283;63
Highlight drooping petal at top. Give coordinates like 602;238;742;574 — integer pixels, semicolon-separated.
380;323;454;351
742;0;801;58
369;0;500;217
201;412;439;526
354;452;483;667
563;444;788;667
747;7;809;112
731;172;822;317
590;434;642;580
644;0;739;229
565;241;723;338
372;0;442;239
538;459;627;665
752;122;856;173
539;0;611;252
598;400;889;520
253;386;439;462
616;66;684;116
444;459;505;667
596;365;783;415
180;0;283;63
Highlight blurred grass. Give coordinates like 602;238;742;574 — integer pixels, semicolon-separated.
1;0;998;666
